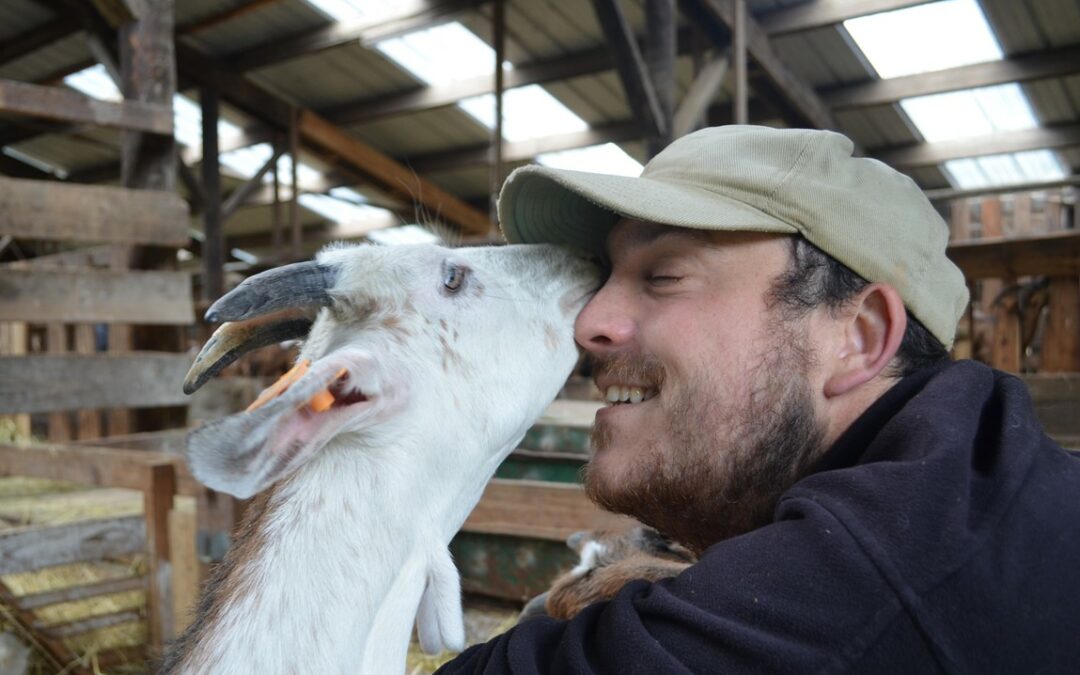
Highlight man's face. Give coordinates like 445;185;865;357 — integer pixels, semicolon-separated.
576;219;828;553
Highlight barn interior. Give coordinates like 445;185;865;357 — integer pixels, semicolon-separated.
0;0;1078;672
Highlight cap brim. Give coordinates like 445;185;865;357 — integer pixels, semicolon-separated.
498;165;799;256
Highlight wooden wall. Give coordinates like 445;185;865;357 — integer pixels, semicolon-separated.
946;189;1079;374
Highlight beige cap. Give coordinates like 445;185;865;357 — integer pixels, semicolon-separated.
498;125;969;348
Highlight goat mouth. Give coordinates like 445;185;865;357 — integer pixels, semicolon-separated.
327;377;369;409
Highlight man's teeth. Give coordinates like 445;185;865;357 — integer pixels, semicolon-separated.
605;385;651;404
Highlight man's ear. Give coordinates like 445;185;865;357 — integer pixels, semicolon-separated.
823;283;906;398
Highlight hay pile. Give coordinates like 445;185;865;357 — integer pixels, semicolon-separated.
0;477;149;674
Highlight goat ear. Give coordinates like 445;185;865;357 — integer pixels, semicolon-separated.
185;350;398;499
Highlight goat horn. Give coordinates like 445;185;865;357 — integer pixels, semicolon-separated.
204;261;337;323
183;310;313;395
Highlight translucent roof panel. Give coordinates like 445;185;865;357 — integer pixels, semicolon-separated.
299;193;388;224
63;64;122;101
943;150;1067;189
536;143;643;176
218;143;322;186
375;22;502;85
459;86;589;142
367;225;441;246
899;84;1039;142
843;0;1002;79
304;0;400;22
375;22;590;143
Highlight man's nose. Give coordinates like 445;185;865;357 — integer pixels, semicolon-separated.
574;283;635;351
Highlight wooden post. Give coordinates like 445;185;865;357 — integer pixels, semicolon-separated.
982;197;1022;372
290;106;301;260
645;0;675;155
0;322;30;439
168;494;199;635
272;134;283;253
490;0;505;225
732;0;748;125
46;324;72;442
119;0;183;433
1043;276;1080;372
144;461;177;651
201;85;224;303
74;325;103;439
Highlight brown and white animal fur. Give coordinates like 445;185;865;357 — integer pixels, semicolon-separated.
161;242;599;674
521;527;695;621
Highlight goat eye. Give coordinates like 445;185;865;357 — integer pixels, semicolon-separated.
443;264;466;292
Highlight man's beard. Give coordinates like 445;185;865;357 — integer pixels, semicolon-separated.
584;329;827;556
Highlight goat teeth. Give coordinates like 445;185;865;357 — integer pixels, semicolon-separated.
629;387;644;404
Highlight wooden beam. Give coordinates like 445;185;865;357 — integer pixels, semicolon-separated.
674;51;729;138
590;0;667;138
757;0;937;36
17;575;145;610
407;101;772;173
176;44;491;233
180;0;284;35
924;175;1080;202
0;269;194;324
0;516;146;575
946;231;1080;280
41;609;143;638
644;0;676;155
298;111;491;235
463;479;634;541
0;353;193;413
228;0;484;72
220;145;287;220
0;442;188;492
825;44;1080;109
0;78;172;134
732;0;748;124
875;123;1080;168
409;121;641;173
0;177;188;245
683;0;838;131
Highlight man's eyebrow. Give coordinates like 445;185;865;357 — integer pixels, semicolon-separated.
609;226;715;256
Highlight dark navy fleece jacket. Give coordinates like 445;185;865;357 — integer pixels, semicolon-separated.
438;360;1080;674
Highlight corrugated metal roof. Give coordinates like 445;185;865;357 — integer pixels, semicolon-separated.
0;0;1075;242
0;0;54;43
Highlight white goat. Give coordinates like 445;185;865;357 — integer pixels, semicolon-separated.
161;242;600;674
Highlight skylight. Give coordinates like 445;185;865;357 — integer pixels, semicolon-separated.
298;189;383;224
843;0;1002;79
366;224;441;246
459;86;589;142
943;151;1067;190
375;22;590;142
376;22;500;84
64;65;122;101
900;84;1038;143
218;143;322;185
304;0;402;22
536;143;642;176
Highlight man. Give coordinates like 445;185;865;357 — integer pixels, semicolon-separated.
439;126;1080;673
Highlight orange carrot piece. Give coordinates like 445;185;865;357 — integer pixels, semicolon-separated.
247;359;311;412
307;368;349;412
